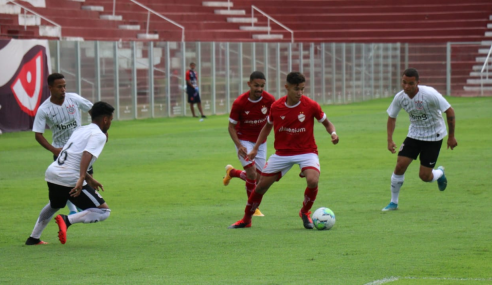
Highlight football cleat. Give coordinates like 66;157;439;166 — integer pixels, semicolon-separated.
228;219;251;229
437;166;447;191
223;164;234;186
253;208;265;217
382;202;398;211
299;210;314;229
55;214;68;244
25;237;48;245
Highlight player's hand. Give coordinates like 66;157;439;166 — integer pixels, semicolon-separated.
331;133;339;144
195;87;199;92
388;141;397;154
247;149;258;161
237;145;248;159
53;147;63;157
70;178;84;197
86;176;104;192
447;137;458;150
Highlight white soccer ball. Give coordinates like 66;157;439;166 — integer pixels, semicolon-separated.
312;207;336;230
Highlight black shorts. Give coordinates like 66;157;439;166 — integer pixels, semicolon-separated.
54;155;93;175
398;137;443;168
47;182;105;210
187;87;201;103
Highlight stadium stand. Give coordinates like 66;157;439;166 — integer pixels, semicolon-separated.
0;0;491;95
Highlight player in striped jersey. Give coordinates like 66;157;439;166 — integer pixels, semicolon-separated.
32;73;93;217
223;71;276;217
382;68;458;211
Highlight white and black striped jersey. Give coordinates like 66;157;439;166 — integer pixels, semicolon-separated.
32;93;93;148
45;123;106;187
387;85;451;141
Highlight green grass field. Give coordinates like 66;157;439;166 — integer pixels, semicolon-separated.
1;97;491;285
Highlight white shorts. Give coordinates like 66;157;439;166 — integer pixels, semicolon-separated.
261;153;320;180
236;140;267;172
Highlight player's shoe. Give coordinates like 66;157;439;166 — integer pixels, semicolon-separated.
299;210;314;229
253;208;265;217
227;219;251;229
69;211;77;215
382;202;398;211
437;166;447;191
223;164;234;186
55;214;69;244
25;237;48;245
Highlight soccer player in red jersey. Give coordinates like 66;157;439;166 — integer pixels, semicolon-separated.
223;71;276;217
228;71;339;229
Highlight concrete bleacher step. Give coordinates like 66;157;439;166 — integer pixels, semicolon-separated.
464;86;492;91
227;17;258;23
137;33;159;40
203;1;233;7
100;15;123;21
467;78;492;84
215;9;246;15
0;4;21;14
119;25;141;30
81;6;104;11
240;26;270;31
252;34;283;40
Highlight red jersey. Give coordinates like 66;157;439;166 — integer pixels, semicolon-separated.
268;95;326;156
229;91;276;143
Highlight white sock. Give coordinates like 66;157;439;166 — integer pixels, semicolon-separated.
391;173;405;204
66;200;78;213
30;203;59;239
431;169;443;182
67;208;111;224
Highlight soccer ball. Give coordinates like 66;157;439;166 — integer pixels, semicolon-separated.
312;207;336;230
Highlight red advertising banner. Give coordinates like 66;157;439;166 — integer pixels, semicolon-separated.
0;39;51;133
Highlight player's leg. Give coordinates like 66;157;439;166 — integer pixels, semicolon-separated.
195;93;205;118
53;155;78;215
25;203;59;245
298;154;321;229
54;184;110;244
26;182;68;245
383;138;418;211
189;102;196;117
223;140;260;185
229;154;292;228
419;140;446;190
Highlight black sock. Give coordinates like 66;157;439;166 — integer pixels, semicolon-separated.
25;237;41;245
63;215;72;228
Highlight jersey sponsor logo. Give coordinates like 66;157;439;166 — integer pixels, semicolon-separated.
261;106;267;114
298;112;305;122
10;50;46;117
244;117;267;125
66;104;76;114
278;126;306;134
55;120;77;131
415;100;424;110
410;112;428;121
245;111;250;115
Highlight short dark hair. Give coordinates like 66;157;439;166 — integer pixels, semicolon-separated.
90;101;114;121
250;71;266;81
190;62;196;66
47;73;65;86
286;72;305;86
403;68;419;81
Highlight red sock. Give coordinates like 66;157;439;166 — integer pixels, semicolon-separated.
301;186;318;213
230;169;246;181
245;178;256;198
243;190;263;223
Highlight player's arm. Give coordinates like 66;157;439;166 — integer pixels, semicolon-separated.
228;122;247;159
247;123;273;161
70;151;93;197
321;118;339;145
85;172;104;192
34;132;62;157
387;116;397;153
444;107;457;150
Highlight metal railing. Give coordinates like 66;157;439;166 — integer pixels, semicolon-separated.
480;44;492;96
129;0;185;42
251;5;294;43
7;0;62;40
